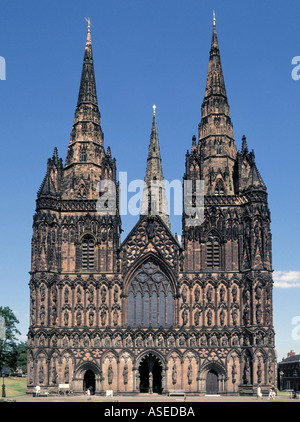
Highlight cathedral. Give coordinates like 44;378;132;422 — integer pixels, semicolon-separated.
27;17;276;396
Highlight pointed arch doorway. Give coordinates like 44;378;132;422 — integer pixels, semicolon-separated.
138;353;162;394
206;369;218;395
83;369;95;394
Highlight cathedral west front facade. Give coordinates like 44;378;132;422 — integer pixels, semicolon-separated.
27;17;276;395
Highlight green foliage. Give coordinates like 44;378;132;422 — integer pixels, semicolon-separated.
0;306;21;373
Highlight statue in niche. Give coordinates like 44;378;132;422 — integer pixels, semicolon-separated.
243;304;250;325
115;335;122;347
232;334;239;346
105;336;111;347
136;335;143;347
255;285;262;301
243;357;251;385
232;308;238;326
89;310;94;326
64;364;70;384
220;309;225;326
40;284;46;301
52;285;57;302
221;335;228;346
64;287;69;303
51;306;57;325
268;362;273;384
211;334;218;346
257;359;262;384
220;286;225;302
64;310;69;326
157;334;164;347
123;364;128;385
256;303;262;324
182;286;187;303
108;364;113;384
125;335;132;347
206;286;213;303
63;335;68;347
39;364;44;384
190;334;196;347
207;309;212;326
231;359;237;384
114;286;118;303
200;334;207;346
76;287;82;303
231;285;237;302
168;335;175;347
187;363;193;385
52;362;58;385
182;309;188;326
101;309;107;326
101;287;107;304
194;309;200;326
194;286;200;303
172;364;177;385
94;335;101;347
147;334;153;347
113;309;118;326
179;335;185;346
40;305;45;325
84;335;89;347
76;310;82;326
88;285;94;303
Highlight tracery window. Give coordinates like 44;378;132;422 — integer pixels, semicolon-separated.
82;235;95;270
207;235;220;269
214;178;225;195
128;260;173;327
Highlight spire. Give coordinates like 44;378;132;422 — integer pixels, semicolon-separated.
197;15;237;195
141;106;169;227
65;19;104;169
77;18;98;107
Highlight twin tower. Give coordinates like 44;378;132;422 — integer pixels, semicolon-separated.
27;17;276;396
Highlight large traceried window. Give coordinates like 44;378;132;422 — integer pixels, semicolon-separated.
128;260;174;327
82;235;95;270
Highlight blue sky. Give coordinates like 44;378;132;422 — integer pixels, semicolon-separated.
0;0;299;361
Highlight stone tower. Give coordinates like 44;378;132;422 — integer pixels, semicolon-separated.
27;16;276;396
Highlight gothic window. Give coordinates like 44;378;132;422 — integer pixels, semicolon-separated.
207;235;220;269
214;178;225;195
128;260;173;327
82;235;95;270
80;151;87;162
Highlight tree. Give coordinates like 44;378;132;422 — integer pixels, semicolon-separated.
0;306;21;374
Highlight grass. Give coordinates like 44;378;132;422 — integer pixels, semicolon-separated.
1;377;27;398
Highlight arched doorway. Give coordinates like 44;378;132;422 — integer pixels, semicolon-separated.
206;369;218;394
83;369;95;394
139;353;162;394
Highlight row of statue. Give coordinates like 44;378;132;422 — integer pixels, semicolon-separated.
31;330;273;349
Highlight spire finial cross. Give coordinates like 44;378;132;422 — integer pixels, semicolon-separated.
213;10;216;27
152;104;156;116
85;17;92;32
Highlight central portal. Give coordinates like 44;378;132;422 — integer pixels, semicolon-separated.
139;354;162;394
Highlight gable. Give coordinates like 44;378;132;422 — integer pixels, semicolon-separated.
120;215;182;273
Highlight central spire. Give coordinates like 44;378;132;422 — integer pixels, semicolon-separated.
141;106;169;227
197;14;237;195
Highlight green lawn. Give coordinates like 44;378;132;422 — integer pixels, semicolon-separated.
2;377;27;398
